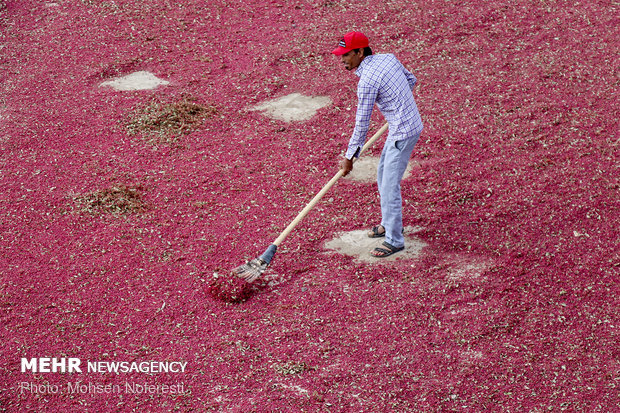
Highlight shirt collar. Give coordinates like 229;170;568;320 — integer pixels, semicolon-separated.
355;55;373;77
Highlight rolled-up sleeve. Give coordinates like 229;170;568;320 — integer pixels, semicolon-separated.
345;80;379;159
404;68;417;91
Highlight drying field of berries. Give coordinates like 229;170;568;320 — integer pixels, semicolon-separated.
0;0;617;411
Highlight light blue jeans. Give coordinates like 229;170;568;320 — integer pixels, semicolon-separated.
377;133;420;248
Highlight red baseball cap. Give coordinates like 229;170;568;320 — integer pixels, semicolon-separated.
332;31;369;55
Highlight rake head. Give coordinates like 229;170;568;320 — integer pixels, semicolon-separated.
233;258;269;283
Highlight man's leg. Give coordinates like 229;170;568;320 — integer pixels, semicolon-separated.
378;135;418;248
376;145;387;235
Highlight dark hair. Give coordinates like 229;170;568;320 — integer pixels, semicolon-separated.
354;47;373;56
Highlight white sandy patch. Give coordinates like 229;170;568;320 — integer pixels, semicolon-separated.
99;71;169;91
346;157;417;183
250;93;331;122
324;226;426;263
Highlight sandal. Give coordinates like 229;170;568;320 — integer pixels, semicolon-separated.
367;225;386;238
370;241;404;258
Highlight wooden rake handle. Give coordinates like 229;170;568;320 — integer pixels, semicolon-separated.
272;123;389;247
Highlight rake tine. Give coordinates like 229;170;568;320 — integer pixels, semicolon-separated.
233;258;268;283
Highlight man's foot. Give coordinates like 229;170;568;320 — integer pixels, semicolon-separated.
370;241;404;258
367;225;385;238
367;226;405;238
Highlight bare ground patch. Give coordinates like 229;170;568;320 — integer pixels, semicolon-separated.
99;71;169;91
250;93;331;122
346;157;418;183
324;226;427;263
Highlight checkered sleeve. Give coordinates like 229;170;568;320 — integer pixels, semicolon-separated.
345;79;379;159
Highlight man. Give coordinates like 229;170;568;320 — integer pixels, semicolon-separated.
332;31;423;258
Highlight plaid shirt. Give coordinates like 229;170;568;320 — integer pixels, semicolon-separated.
345;54;423;159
